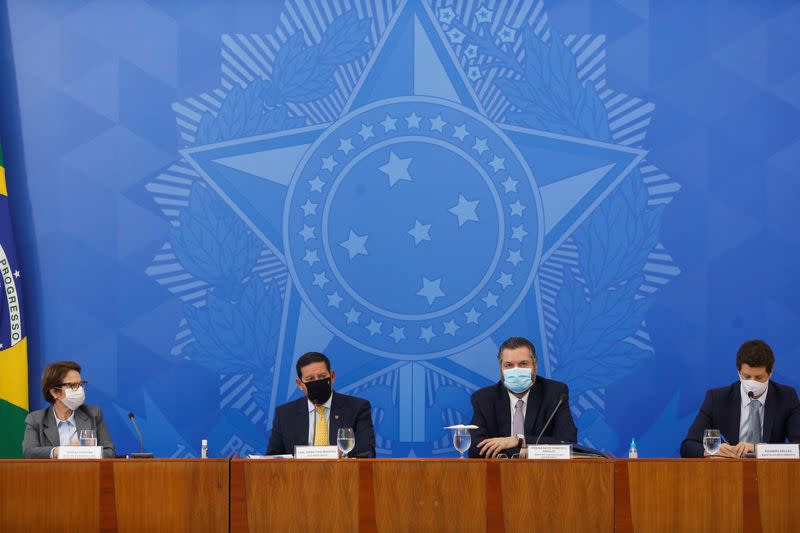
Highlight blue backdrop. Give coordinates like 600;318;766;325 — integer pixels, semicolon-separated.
3;0;799;458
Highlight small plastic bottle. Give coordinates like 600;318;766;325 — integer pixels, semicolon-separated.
628;438;638;459
201;439;208;459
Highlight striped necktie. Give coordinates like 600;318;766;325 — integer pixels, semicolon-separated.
314;405;328;446
747;399;762;443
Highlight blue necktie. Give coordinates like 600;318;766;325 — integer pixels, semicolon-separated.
747;399;762;443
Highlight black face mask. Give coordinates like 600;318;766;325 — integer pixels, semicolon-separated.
305;378;332;405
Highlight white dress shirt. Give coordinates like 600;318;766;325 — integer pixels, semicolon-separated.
507;389;530;436
739;383;768;443
50;408;78;458
307;395;333;444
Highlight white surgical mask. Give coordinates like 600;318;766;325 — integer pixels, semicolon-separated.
61;386;85;410
740;377;768;399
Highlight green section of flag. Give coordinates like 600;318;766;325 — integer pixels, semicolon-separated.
0;398;26;458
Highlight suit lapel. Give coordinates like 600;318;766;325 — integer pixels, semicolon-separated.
762;382;777;442
725;384;742;444
329;393;347;445
42;407;60;447
295;398;312;447
494;383;512;437
525;383;544;437
74;408;92;434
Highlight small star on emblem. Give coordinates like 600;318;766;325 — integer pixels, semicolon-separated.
475;6;494;23
501;176;518;193
430;115;446;132
303;249;320;266
497;272;513;289
473;137;488;154
482;291;499;308
464;307;481;324
345;307;361;325
340;230;369;259
489;156;505;173
366;319;383;336
327;291;343;308
512;224;528;241
378;151;413;187
406;112;422;129
510;200;527;216
298;224;315;242
321;155;337;171
309;176;325;192
408;219;432;245
419;326;436;343
312;272;329;288
390;326;406;343
452;124;469;141
381;114;398;131
438;6;456;25
506;250;523;267
417;277;445;306
338;137;354;155
301;199;317;216
442;319;460;336
464;44;479;60
358;123;374;140
467;65;482;82
449;194;480;227
13;270;21;279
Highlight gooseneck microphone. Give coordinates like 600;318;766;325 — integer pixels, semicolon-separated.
748;391;755;399
534;393;569;445
128;412;154;458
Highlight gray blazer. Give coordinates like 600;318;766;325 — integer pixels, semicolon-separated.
22;404;115;458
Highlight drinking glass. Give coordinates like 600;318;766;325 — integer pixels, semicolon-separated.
453;428;471;458
703;429;722;455
79;429;97;447
337;427;355;458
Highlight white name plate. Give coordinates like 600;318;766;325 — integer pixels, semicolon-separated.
527;444;572;460
58;446;102;459
756;443;800;459
294;445;339;459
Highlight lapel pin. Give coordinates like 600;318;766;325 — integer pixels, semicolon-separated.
335;415;340;420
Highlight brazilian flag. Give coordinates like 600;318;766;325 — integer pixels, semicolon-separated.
0;142;28;458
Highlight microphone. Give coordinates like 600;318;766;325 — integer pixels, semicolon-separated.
534;393;568;445
127;412;154;458
748;391;754;399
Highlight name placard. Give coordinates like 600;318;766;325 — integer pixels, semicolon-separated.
58;446;102;459
527;444;572;460
294;445;339;459
756;443;800;459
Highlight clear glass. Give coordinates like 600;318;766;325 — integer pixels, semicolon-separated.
703;429;721;455
79;429;97;447
453;428;471;458
337;427;355;458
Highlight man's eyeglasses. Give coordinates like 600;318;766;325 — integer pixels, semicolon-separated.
58;381;88;391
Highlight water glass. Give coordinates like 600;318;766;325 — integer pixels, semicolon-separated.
453;428;471;458
703;429;721;455
79;429;97;447
337;427;355;458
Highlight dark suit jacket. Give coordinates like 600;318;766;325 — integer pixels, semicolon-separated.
680;380;800;457
468;378;578;458
22;404;116;458
267;392;376;457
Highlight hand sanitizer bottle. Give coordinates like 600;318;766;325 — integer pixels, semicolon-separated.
628;438;638;459
201;439;208;459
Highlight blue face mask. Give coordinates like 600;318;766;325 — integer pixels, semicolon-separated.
503;367;534;394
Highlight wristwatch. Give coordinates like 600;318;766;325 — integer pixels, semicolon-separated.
516;434;526;448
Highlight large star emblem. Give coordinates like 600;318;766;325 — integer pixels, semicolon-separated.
182;1;644;447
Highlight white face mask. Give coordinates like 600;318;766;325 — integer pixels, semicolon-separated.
61;386;85;410
740;376;769;399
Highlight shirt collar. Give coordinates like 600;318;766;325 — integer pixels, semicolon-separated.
307;393;333;413
53;407;76;426
740;382;769;408
507;389;530;405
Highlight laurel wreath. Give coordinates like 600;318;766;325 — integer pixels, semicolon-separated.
458;24;664;401
171;11;372;415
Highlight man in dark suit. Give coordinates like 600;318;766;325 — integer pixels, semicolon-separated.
468;337;577;458
267;351;376;457
681;339;800;458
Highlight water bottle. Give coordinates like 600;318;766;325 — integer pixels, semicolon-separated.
201;439;208;459
628;438;638;459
